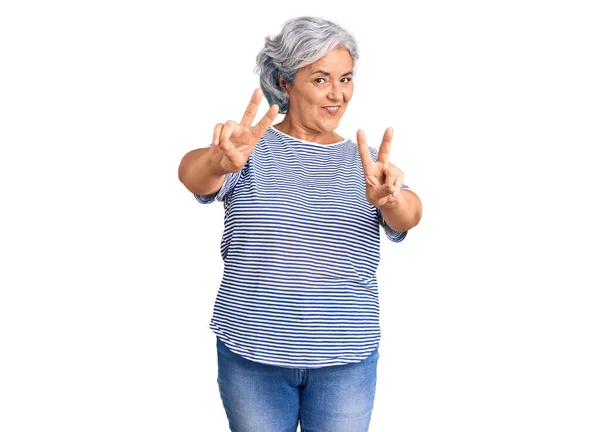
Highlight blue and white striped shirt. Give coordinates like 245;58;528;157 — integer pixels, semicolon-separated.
194;127;410;368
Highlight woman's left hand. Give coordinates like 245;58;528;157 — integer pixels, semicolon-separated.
357;127;404;209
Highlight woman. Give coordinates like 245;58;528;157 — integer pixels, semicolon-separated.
178;16;422;432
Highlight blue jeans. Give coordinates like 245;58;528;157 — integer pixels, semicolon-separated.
216;337;379;432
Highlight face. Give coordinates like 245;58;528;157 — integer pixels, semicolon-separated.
282;47;354;134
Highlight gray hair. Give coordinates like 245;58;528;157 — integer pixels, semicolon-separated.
255;16;359;114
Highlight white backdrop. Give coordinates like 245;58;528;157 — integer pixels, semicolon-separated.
1;1;599;431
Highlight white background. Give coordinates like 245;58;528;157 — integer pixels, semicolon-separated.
1;0;599;431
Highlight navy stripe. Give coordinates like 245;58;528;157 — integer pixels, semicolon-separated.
194;127;409;368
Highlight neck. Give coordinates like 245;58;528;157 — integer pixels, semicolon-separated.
273;116;343;145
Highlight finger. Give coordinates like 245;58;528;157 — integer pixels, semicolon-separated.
240;88;263;128
212;123;224;147
356;129;373;170
251;104;280;140
384;162;398;196
218;121;239;157
392;174;402;197
373;184;391;201
395;168;405;197
377;127;394;163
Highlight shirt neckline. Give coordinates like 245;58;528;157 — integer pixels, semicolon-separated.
269;127;348;147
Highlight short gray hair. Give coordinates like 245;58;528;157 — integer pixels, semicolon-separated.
255;16;359;114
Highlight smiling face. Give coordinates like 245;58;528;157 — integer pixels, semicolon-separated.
280;47;354;140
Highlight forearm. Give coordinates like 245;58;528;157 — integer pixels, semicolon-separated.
178;147;226;196
379;189;423;232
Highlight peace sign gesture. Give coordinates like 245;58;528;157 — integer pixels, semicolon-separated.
208;88;279;175
357;127;405;209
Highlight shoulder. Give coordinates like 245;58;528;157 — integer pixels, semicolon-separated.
368;146;378;161
341;138;378;161
258;126;279;143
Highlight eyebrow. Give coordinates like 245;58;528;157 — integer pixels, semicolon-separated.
310;70;353;77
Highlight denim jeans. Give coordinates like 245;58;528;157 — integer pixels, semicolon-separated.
216;337;379;432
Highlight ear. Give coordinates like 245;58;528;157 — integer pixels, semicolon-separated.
278;75;288;92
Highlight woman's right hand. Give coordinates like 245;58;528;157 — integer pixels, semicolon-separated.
208;89;279;175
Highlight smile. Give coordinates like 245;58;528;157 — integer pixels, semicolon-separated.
322;106;340;115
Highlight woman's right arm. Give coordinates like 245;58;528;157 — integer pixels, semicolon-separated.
178;147;226;196
178;88;279;197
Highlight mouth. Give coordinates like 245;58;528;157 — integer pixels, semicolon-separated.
322;106;341;116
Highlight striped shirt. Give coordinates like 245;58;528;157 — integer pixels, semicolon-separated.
194;126;410;368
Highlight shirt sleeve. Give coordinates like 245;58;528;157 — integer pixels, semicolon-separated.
193;170;242;204
368;146;411;243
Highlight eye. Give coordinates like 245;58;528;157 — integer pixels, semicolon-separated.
341;77;352;83
314;77;326;84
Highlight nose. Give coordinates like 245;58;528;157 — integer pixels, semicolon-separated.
327;81;343;101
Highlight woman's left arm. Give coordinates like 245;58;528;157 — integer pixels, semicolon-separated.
356;127;423;233
379;188;423;233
